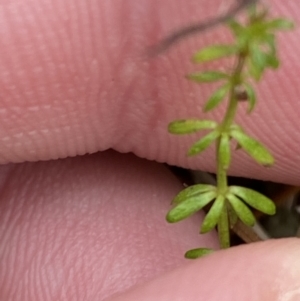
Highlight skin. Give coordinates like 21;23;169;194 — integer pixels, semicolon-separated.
0;0;300;300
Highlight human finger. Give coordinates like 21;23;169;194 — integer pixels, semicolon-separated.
0;151;218;300
0;0;298;184
107;238;300;301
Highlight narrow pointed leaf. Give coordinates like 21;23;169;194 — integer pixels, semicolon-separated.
204;83;230;112
265;53;280;69
228;203;238;228
251;44;267;70
229;186;276;215
219;133;231;169
192;44;238;63
188;130;220;156
246;22;270;40
201;195;225;233
244;83;256;113
228;19;245;37
168;119;217;134
187;71;229;83
248;57;263;81
236;32;250;51
230;129;274;166
166;191;217;223
227;193;256;226
263;33;276;55
172;184;216;205
230;124;243;131
266;18;295;31
249;43;267;79
185;248;214;259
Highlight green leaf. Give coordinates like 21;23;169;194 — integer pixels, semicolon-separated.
230;129;274;166
228;186;276;215
218;133;231;169
168;119;217;134
234;27;252;52
248;58;263;81
230;124;243;131
256;35;279;70
200;194;225;233
188;130;220;156
166;190;217;223
185;248;214;259
244;82;256;113
172;184;216;205
247;22;269;40
228;203;238;228
187;71;229;83
192;44;238;63
263;33;276;55
265;53;280;69
204;84;230;112
228;19;245;37
226;193;256;226
266;18;295;31
248;43;267;81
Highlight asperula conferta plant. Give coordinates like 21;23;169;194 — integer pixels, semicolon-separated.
165;2;294;258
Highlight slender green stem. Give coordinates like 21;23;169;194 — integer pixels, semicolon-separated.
218;204;230;249
216;138;228;193
216;53;247;247
216;54;246;194
221;54;246;131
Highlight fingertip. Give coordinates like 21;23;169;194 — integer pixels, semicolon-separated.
106;238;300;301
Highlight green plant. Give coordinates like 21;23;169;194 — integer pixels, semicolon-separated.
166;3;294;258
